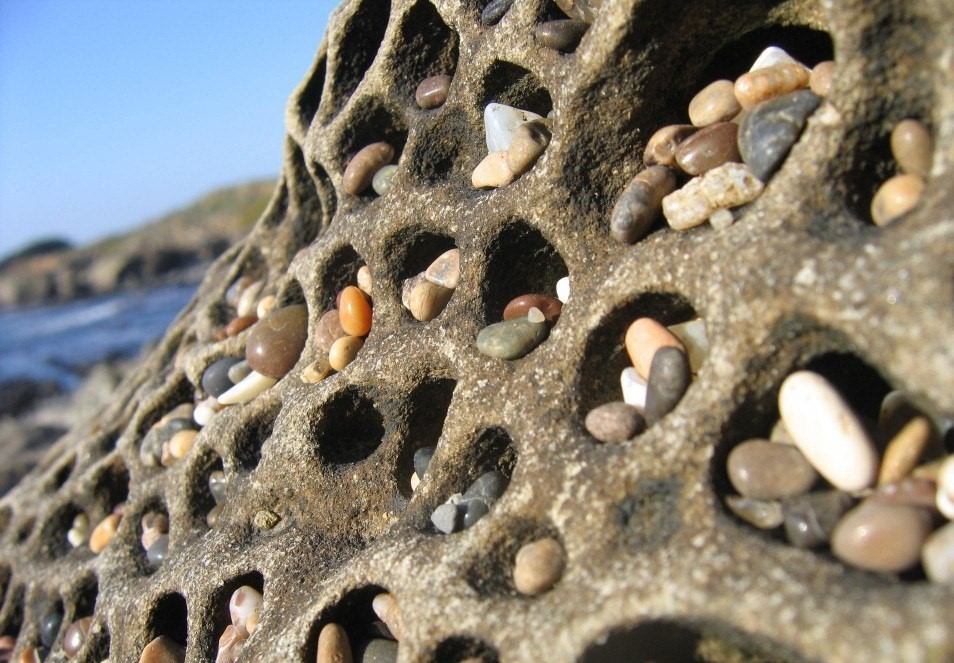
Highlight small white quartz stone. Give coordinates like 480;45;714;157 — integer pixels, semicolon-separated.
556;276;570;303
749;46;808;72
620;367;648;409
484;103;544;152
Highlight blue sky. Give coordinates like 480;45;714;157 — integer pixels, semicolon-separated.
0;0;339;257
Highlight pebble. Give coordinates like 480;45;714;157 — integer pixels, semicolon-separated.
245;305;308;379
203;358;243;397
424;248;461;289
624;317;685;380
662;162;764;230
555;0;600;23
688;80;741;127
329;336;364;371
316;623;353;663
256;295;277;320
526;307;545;324
217;370;277;405
139;636;186;663
194;397;222;427
890;119;932;178
462;498;489;528
871;477;938;510
831;501;933;572
738;89;820;181
431;502;460;534
809;60;835;97
169;429;197;460
226;276;254;308
355;639;398;663
710;208;735;230
734;63;810;109
923;522;954;583
410;472;421;491
513;537;565;595
316;310;348;352
484;103;544;152
356;266;373;297
371;593;403;641
146;535;169;564
40;612;63;648
210;470;228;503
506;120;551;176
216;625;245;663
343;143;395;195
18;647;41;663
302;356;331;383
782;490;855;548
749;46;805;72
63;617;91;659
674;122;741;176
226;315;257;338
584;402;646;443
90;513;121;553
472;151;515;188
463;471;508;501
556;276;570;303
666;318;708;373
480;0;514;26
236;280;264;318
535;19;588;52
871;173;924;226
503;294;562;322
371;165;398;196
227;360;252;385
620;367;648;408
230;586;263;632
725;495;784;529
610;166;677;244
643;124;698;168
415;74;451;109
878;416;933;486
67;513;89;547
644;347;692;425
207;504;224;527
339;286;372;337
771;419;795;445
476;318;548;359
141;512;169;550
413;446;435;478
402;275;454;322
727;439;818;500
779;371;878;491
938;455;954;519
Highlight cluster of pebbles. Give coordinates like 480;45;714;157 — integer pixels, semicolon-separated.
612;46;837;241
315;592;402;663
429;468;508;535
11;610;97;662
66;504;126;557
725;370;954;581
400;249;458;323
472;104;552;189
139;511;169;567
308;267;374;378
481;0;594;54
871;118;933;226
476;281;566;360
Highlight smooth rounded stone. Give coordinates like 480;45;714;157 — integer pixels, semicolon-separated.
316;623;353;663
18;647;42;663
145;534;169;564
90;513;121;553
555;0;600;22
430;502;461;534
725;495;784;529
463;470;508;501
227;360;252;385
302;357;331;384
371;593;403;641
139;636;186;663
506;120;552;176
610;165;677;244
339;286;372;337
535;19;588;52
329;336;365;371
209;470;228;504
643;124;698;168
556;276;570;303
343;143;394;195
226;276;255;307
256;295;277;320
809;60;836;96
246;305;308;379
40;612;63;648
415;74;451;109
194;397;222;427
879;416;933;486
738;89;821;181
68;513;89;547
236;280;264;318
923;521;954;583
169;429;197;460
472;151;515;188
316;309;348;352
480;0;514;25
462;498;490;529
584;402;646;443
871;173;925;226
871;477;939;510
891;118;932;178
476;318;548;359
424;248;461;289
355;266;374;297
371;165;398;196
207;503;224;528
644;347;692;425
413;446;435;478
662;162;764;230
734;62;810;109
938;455;954;519
410;472;421;491
779;370;879;491
674;122;740;176
667;318;708;374
503;294;562;322
230;586;263;632
749;46;805;72
727;439;818;500
63;617;91;659
202;357;243;397
484;103;544;152
217;370;277;405
403;275;454;322
355;639;398;663
831;501;934;572
513;537;565;595
527;307;545;324
689;80;741;127
620;367;648;408
770;419;795;445
141;512;169;549
782;490;855;549
216;625;246;663
624;317;685;380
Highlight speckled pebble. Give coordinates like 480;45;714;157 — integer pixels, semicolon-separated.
923;521;954;583
476;318;548;359
879;416;933;486
424;248;461;289
316;309;347;352
402;275;454;321
343;143;394;195
644;346;691;425
734;62;810;109
782;490;855;549
871;174;925;226
316;623;353;663
584;402;646;443
610;166;677;244
227;359;251;385
674;122;741;176
725;495;784;529
245;305;308;379
728;439;817;500
535;19;588;52
643;124;697;168
689;80;741;127
831;501;934;572
891;118;932;178
506;119;551;176
514;537;565;595
809;60;835;96
480;0;514;26
139;636;185;663
371;165;398;196
662;162;764;230
738;89;820;181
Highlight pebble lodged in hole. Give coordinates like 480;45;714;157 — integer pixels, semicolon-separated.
42;503;86;560
340;99;409;198
188;451;228;530
312;388;386;465
533;0;591;54
211;573;264;663
85;459;129;557
392;231;459;323
392;0;459;108
397;377;457;498
137;500;171;571
462;517;556;596
868;118;933;227
41;456;75;494
58;578;106;661
309;585;403;663
140;592;188;662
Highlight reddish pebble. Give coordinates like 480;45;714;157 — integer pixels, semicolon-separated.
643;124;697;168
315;309;347;352
503;294;562;322
415;74;451;109
139;635;186;663
624;318;685;380
226;315;257;337
62;617;91;659
338;286;372;337
245;305;309;379
674;122;741;175
343;143;395;195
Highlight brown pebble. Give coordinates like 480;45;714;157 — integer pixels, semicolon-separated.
338;286;372;337
213;329;229;342
809;60;835;96
870;477;939;510
315;309;347;352
514;537;565;595
609;165;678;244
879;416;933;486
624;318;685;380
727;439;818;500
688;80;741;127
782;490;855;549
402;275;454;322
674;122;741;176
643;124;697;168
63;617;91;659
18;647;40;663
584;401;646;443
534;19;588;52
169;429;197;460
90;513;121;553
734;63;810;109
343;142;394;195
506;120;552;176
329;336;364;371
831;501;934;572
472;151;515;188
226;315;257;338
141;512;169;550
424;248;461;289
139;635;186;663
890;119;932;178
246;305;309;379
301;356;332;384
371;593;403;641
503;294;562;323
316;623;353;663
415;74;451;109
870;174;925;226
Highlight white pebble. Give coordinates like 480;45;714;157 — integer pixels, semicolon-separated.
556;276;570;303
778;370;878;491
217;371;278;405
372;164;398;195
194;396;223;427
749;46;807;72
229;585;263;632
667;318;709;374
410;472;421;491
484;103;544;152
236;280;264;318
620;367;648;408
937;455;954;520
923;521;954;583
709;208;735;229
527;307;545;324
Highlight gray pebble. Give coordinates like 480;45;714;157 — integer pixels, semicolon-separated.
140;426;174;467
463;470;508;501
584;401;646;443
476;318;548;360
738;89;820;181
462;498;490;529
146;534;169;564
480;0;514;26
413;446;435;478
782;490;855;549
355;638;398;663
40;612;62;648
202;357;243;397
643;347;692;425
535;19;589;52
610;166;677;244
725;495;784;529
209;470;228;504
431;503;461;534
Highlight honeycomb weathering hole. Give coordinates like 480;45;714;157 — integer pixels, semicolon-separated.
338;97;408;190
405;108;473;185
93;458;130;514
39;503;84;560
42;455;75;494
313;388;385;465
135;498;170;573
186;449;226;530
396;377;457;498
304;584;396;661
481;61;553;118
291;53;327;136
430;636;499;662
392;0;459;105
327;0;390;116
147;593;188;652
208;572;264;661
229;404;278;471
318;244;365;310
463;517;558;596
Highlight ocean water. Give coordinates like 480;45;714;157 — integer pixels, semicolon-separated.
0;284;196;390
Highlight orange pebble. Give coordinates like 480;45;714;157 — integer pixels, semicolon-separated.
339;286;372;336
625;318;685;380
89;513;122;554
